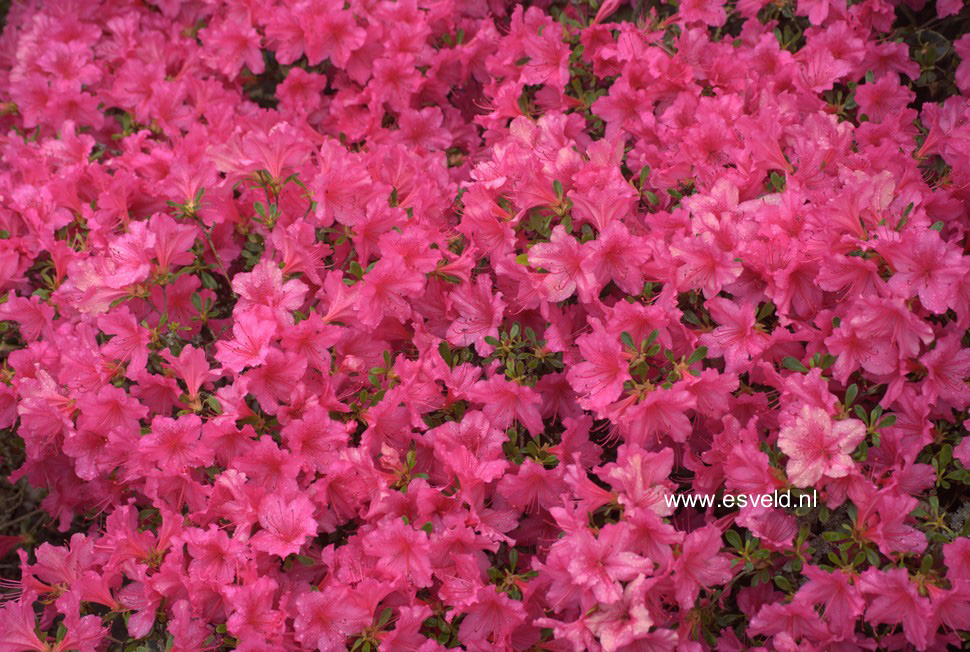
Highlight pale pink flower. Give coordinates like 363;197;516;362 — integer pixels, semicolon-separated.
777;406;866;488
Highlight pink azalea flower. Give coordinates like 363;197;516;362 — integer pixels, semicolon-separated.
362;519;434;588
446;275;506;356
250;493;317;558
565;524;653;604
213;307;278;374
466;374;544;435
528;226;597;303
294;585;371;652
567;328;632;411
161;344;218;405
231;260;308;327
884;230;965;314
457;585;528;650
700;298;770;372
795;565;865;635
777;406;866;488
859;567;934;650
672;526;734;609
223;576;285;646
584;574;657;652
748;599;829;643
139;414;212;473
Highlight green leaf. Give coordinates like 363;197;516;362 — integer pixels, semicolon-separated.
774;575;793;592
919;554;934;574
782;356;809;373
844;384;858;409
875;415;896;429
378;607;393;627
639;165;650;189
896;203;913;231
757;301;775;322
770;171;786;192
940;443;953;468
725;530;743;549
853;404;868;423
930;221;943;231
687;346;707;365
621;332;635;350
552;180;563;197
865;546;881;566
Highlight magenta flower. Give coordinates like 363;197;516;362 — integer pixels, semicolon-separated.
251;493;317;558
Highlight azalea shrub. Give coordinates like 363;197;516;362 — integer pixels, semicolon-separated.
0;0;969;650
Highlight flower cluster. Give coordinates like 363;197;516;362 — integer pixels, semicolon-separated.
0;0;968;650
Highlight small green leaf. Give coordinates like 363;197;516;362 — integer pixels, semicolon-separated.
919;554;934;574
865;546;881;566
639;165;650;188
875;415;896;429
757;301;775;322
940;443;953;468
725;530;743;549
621;332;635;350
782;356;809;373
378;607;393;627
844;384;858;409
687;346;707;365
930;221;943;231
896;203;913;231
